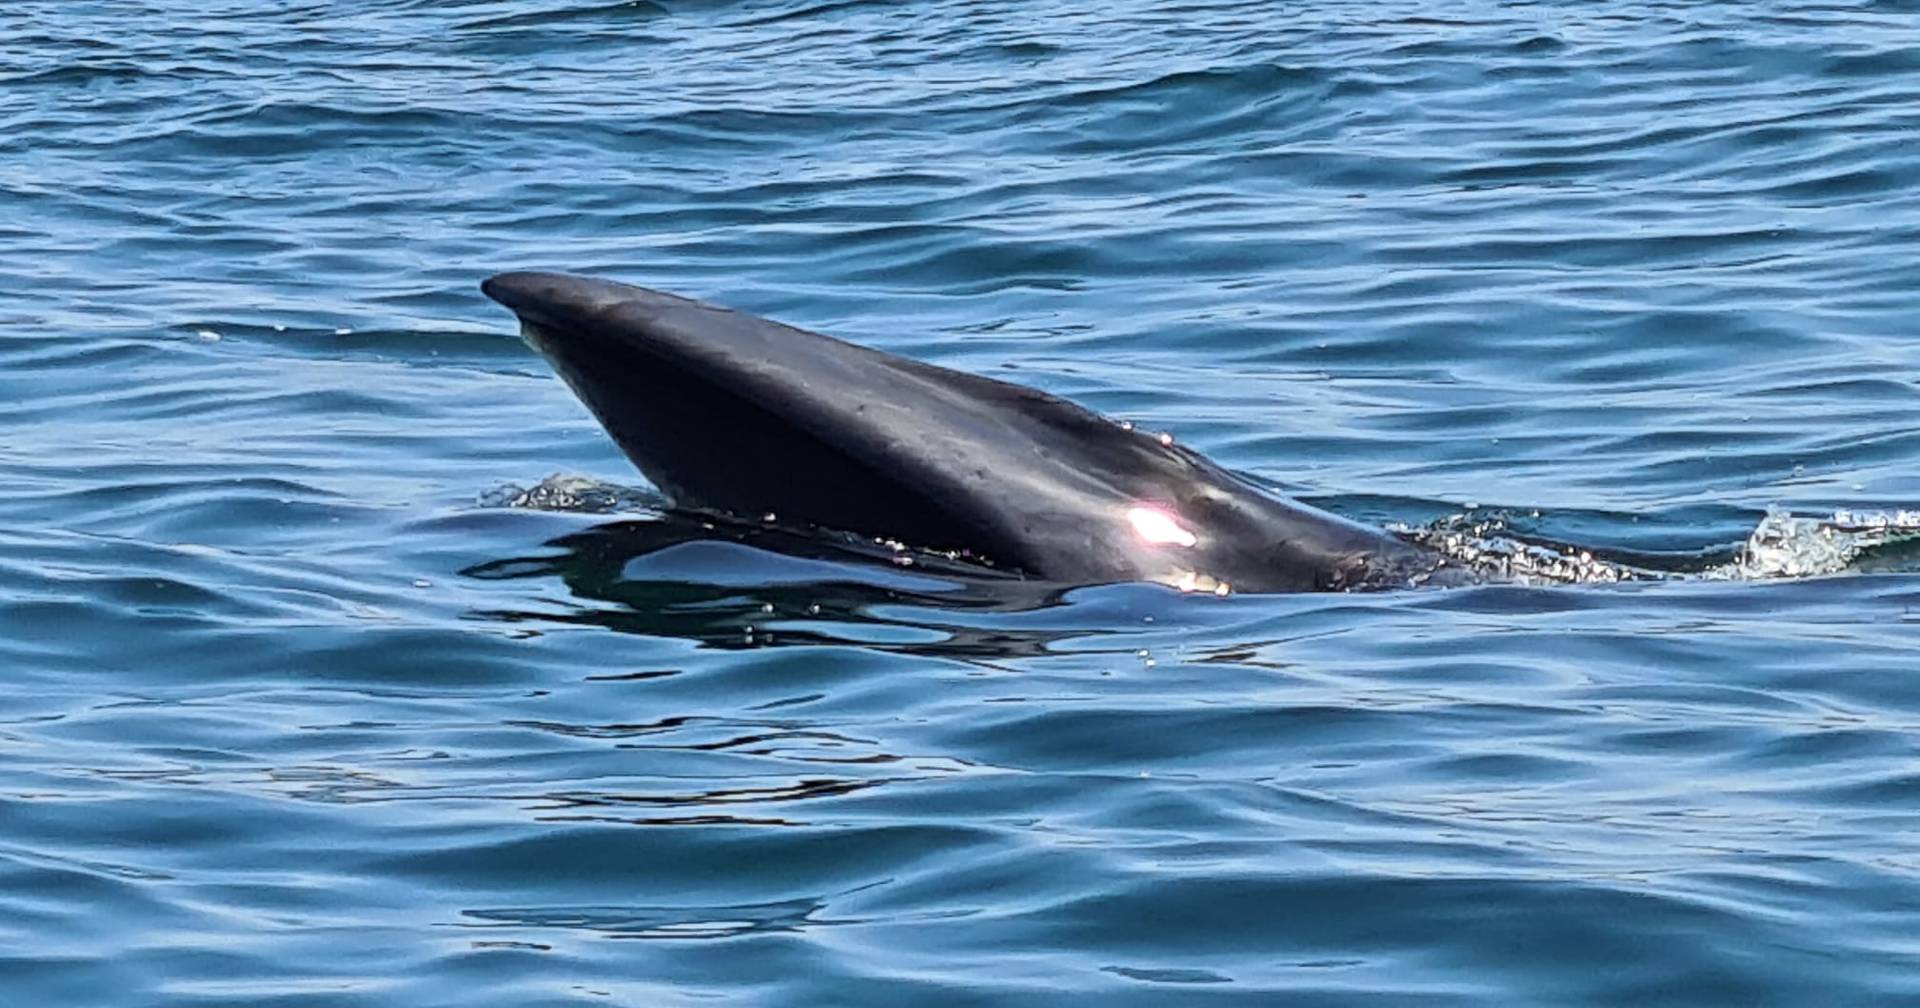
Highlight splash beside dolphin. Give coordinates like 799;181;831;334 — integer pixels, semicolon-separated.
480;271;1455;593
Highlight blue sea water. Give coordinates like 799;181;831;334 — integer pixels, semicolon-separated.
6;0;1920;1003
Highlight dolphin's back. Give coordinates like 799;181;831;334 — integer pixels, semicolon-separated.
482;271;1446;592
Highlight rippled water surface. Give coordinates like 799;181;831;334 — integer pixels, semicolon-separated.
7;1;1920;1004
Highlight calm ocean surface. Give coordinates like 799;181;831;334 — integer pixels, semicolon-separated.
6;1;1920;1004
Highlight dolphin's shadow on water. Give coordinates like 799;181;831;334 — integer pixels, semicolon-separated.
462;513;1096;660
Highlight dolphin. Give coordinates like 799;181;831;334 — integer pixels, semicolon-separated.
480;271;1456;593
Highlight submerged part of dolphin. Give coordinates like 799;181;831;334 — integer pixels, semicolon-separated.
481;271;1457;593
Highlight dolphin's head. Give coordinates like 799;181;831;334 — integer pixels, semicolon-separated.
482;270;1048;571
482;271;1446;592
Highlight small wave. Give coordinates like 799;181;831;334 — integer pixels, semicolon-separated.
456;1;667;32
478;473;662;513
1729;508;1920;579
1397;514;1657;586
1403;507;1920;586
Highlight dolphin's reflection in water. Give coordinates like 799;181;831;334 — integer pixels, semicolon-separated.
462;512;1094;660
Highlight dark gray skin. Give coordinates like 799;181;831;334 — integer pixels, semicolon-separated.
481;271;1455;593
